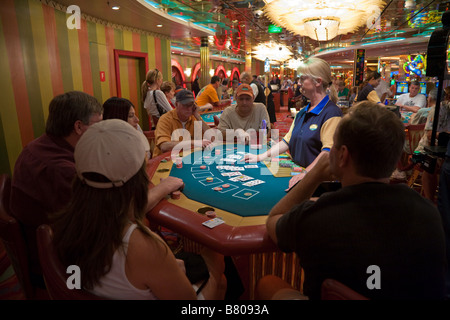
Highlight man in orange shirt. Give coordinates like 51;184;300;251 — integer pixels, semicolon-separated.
195;76;222;111
153;90;212;157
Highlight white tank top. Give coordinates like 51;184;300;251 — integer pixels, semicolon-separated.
89;224;157;300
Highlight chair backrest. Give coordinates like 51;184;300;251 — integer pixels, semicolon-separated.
36;224;104;300
152;115;159;128
143;130;156;158
321;278;369;300
0;174;35;299
405;123;425;154
213;115;220;127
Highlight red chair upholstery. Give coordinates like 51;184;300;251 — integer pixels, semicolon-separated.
321;278;369;300
213;115;220;127
0;174;48;299
152;115;159;128
143;130;156;158
36;224;104;300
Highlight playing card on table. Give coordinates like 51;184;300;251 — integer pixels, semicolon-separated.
243;179;265;187
221;171;241;177
229;175;253;182
202;218;225;229
244;165;258;169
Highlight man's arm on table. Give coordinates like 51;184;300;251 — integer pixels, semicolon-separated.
147;176;185;211
266;153;332;244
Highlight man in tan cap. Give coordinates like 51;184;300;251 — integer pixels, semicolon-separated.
217;83;270;143
153;89;212;157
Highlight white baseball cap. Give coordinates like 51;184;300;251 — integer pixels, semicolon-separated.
75;119;150;188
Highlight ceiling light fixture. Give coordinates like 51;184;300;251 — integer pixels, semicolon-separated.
263;0;385;41
107;1;120;10
252;42;292;63
108;1;120;10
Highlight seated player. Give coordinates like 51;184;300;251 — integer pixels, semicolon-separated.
217;84;270;143
195;75;222;112
102;96;185;208
395;81;427;124
195;76;229;111
52;119;227;300
153;89;212;157
258;102;446;300
10;91;103;287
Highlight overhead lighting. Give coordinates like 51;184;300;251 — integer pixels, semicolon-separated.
108;2;120;10
263;0;385;41
156;24;163;28
303;17;340;41
252;42;292;63
286;58;304;69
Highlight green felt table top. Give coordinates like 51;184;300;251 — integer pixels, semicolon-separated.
169;144;291;217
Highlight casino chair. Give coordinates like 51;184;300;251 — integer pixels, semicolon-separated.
143;130;156;158
0;174;49;299
321;279;369;300
36;224;104;300
396;123;426;173
213;115;220;127
152;115;159;128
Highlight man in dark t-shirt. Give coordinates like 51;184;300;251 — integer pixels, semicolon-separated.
259;102;446;300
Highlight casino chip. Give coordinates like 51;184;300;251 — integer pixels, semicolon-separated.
200;165;207;169
213;187;222;191
206;211;216;218
170;191;181;200
206;177;213;182
222;184;230;188
244;192;252;196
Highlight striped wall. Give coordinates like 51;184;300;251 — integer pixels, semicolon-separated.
0;0;172;175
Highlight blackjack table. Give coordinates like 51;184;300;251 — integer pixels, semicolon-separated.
145;143;340;298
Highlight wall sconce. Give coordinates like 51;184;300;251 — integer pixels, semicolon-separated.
184;68;192;77
209;69;215;77
226;70;231;77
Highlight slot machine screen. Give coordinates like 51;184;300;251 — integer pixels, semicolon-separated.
419;82;427;95
396;82;409;95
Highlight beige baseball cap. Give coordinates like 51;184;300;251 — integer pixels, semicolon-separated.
75;119;150;189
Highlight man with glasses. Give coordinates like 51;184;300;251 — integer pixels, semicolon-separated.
10;91;103;288
153;89;212;157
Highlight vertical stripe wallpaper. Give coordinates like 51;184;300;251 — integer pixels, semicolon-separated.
0;0;172;175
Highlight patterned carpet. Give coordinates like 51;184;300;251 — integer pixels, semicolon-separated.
273;108;294;138
0;107;293;300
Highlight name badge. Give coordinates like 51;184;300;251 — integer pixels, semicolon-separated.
309;124;318;131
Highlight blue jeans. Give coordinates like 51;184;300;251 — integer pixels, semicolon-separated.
438;156;450;298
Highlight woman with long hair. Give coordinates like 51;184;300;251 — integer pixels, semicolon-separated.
244;57;342;189
141;69;173;125
53;120;226;300
103;97;142;132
